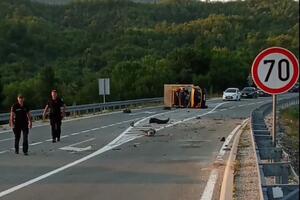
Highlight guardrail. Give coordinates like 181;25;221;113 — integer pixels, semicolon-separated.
0;97;163;125
250;96;299;200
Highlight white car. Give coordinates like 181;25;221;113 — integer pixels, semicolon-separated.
223;88;241;101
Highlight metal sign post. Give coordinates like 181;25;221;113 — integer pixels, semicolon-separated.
251;47;299;147
272;95;277;146
99;78;110;104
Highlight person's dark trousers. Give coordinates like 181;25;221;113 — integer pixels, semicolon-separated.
13;126;29;153
50;118;62;141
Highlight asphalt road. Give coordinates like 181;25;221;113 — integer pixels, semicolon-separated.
0;93;298;200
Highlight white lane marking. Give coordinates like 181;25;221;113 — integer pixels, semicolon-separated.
45;139;52;142
60;146;92;152
129;111;156;116
0;137;14;142
216;118;248;161
228;106;236;109
248;102;256;105
0;98;223;135
220;109;227;111
29;142;43;146
61;138;95;148
238;105;244;107
0;106;164;134
61;135;69;139
200;119;248;200
200;169;219;200
216;125;240;160
70;132;81;136
155;102;227;131
0;103;227;197
0;109;174;198
0;150;9;154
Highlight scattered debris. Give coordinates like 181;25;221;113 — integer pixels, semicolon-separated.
149;117;170;124
130;121;135;127
196;116;201;119
142;128;156;137
223;147;231;151
220;137;226;142
112;148;121;151
123;108;131;113
133;143;140;147
163;107;171;110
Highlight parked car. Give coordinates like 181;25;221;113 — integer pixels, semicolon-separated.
257;89;271;97
241;87;258;98
289;83;299;93
223;88;241;101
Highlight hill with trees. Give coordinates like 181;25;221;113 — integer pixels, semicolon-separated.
0;0;298;111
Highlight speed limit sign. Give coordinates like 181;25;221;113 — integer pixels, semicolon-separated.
252;47;299;94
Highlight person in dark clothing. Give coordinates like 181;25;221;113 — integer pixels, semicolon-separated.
179;88;186;108
10;94;32;155
43;90;66;143
201;88;208;108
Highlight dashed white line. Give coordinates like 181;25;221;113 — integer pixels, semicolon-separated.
61;138;95;148
0;104;228;197
71;132;81;136
0;137;14;142
0;150;9;154
30;142;43;146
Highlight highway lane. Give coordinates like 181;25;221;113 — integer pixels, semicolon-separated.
0;94;298;200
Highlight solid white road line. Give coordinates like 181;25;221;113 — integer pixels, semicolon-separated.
0;103;227;197
200;169;219;200
216;118;248;161
200;118;248;200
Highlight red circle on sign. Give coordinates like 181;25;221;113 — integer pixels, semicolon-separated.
251;47;299;95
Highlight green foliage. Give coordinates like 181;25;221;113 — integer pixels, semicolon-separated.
0;0;298;112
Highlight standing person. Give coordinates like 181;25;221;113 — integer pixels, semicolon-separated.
10;94;32;155
43;90;66;143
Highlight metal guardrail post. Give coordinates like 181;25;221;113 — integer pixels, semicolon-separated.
0;97;163;124
250;95;299;200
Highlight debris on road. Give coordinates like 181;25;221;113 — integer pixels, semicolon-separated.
141;128;156;137
149;117;170;124
220;137;226;142
123;108;131;113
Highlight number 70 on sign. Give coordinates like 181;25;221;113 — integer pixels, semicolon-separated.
252;47;299;95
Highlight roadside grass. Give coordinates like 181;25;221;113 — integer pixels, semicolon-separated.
280;105;299;174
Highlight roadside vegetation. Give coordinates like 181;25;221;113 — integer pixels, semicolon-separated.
0;0;298;111
279;105;299;175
